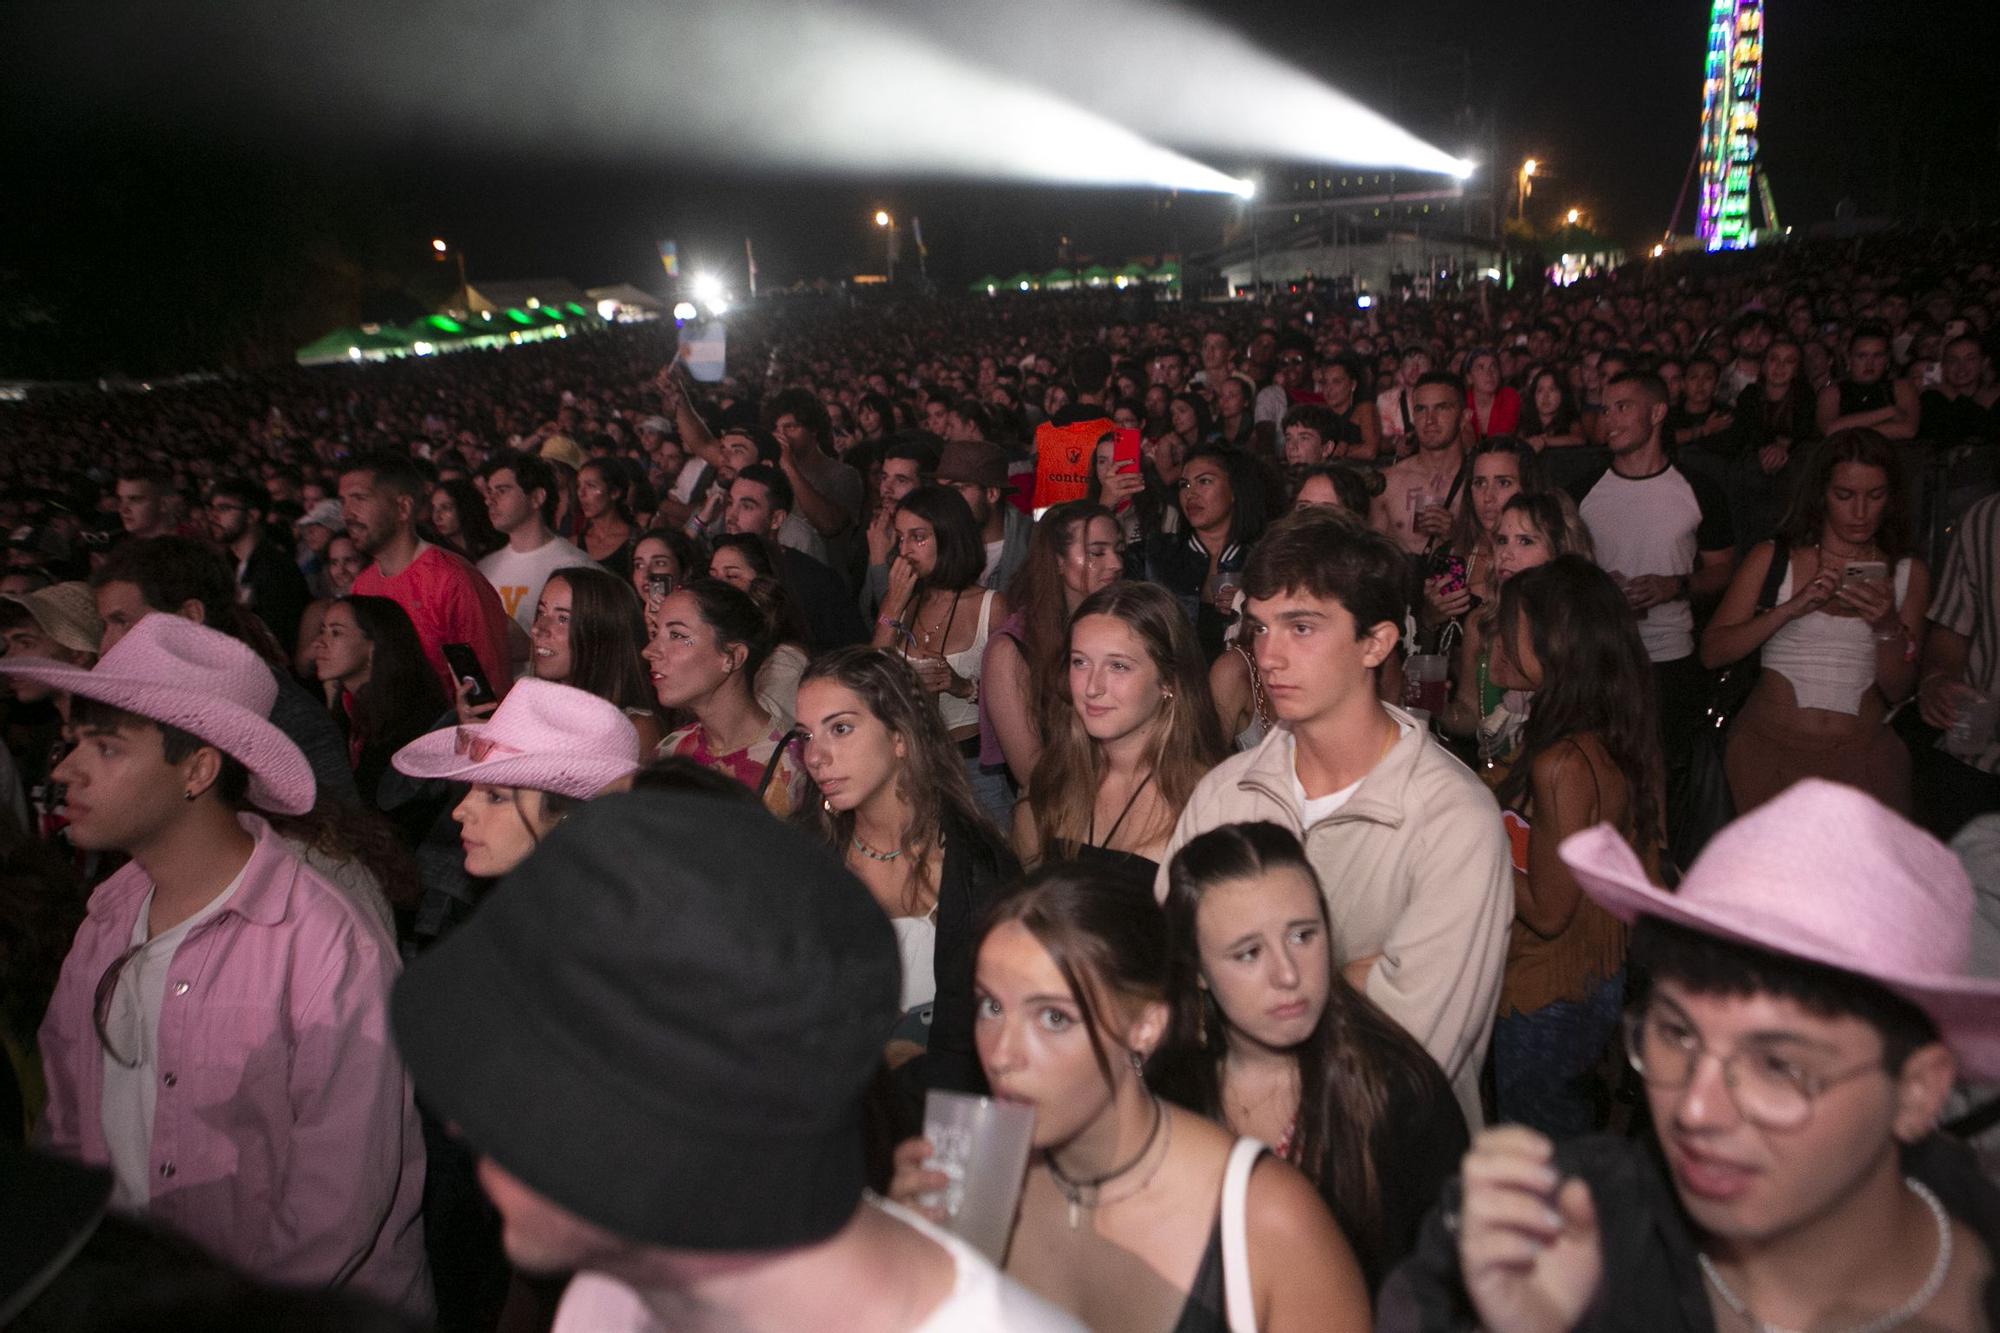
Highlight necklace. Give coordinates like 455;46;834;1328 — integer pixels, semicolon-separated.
1047;1096;1170;1229
850;833;903;862
1697;1177;1951;1333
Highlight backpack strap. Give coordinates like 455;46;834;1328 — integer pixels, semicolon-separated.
1221;1136;1266;1333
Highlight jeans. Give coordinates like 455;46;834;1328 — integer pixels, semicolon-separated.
1493;970;1627;1139
965;755;1015;830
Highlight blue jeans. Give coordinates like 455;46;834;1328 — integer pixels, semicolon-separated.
965;755;1015;830
1493;970;1626;1139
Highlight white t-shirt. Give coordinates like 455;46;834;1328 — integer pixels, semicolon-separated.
479;535;594;633
101;867;247;1212
549;1197;1082;1332
980;538;1005;587
1287;729;1372;827
1572;462;1733;662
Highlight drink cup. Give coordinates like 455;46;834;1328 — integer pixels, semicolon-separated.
1405;653;1449;717
1946;690;1999;760
921;1091;1036;1264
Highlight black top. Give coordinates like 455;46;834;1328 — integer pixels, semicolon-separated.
1920;390;2000;445
905;806;1020;1097
1063;841;1161;892
240;536;311;658
780;545;869;653
1838;377;1896;416
1376;1132;2000;1332
1146;529;1249;662
1168;1214;1229;1333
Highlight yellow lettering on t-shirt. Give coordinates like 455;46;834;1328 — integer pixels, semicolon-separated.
498;586;528;617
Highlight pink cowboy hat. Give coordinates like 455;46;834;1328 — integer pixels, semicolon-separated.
1561;778;2000;1081
0;614;315;816
392;678;641;799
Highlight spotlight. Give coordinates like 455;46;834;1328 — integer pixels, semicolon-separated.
672;301;698;322
1231;178;1258;200
690;272;724;305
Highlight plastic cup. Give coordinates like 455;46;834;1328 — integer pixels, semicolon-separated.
1405;652;1449;717
921;1090;1036;1264
1946;690;1999;759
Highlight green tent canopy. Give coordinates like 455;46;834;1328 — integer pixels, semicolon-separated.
1079;264;1114;285
969;274;1004;293
1002;271;1037;291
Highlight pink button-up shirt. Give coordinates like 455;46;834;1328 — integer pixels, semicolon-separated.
37;815;430;1316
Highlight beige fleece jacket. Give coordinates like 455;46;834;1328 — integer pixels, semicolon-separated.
1156;706;1512;1130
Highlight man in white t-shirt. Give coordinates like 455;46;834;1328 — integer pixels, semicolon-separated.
1569;371;1736;862
476;451;593;663
1156;510;1511;1131
391;792;1079;1333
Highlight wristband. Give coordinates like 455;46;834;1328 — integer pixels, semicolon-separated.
876;616;905;631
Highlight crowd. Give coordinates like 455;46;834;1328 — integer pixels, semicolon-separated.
1;225;1999;1331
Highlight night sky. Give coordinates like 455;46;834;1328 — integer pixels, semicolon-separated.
3;0;1995;374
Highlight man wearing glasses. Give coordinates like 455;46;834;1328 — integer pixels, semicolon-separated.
3;615;429;1316
1380;779;2000;1332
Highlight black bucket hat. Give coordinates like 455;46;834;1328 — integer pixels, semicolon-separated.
391;790;900;1251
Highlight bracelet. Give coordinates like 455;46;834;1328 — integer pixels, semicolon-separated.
876;616;905;632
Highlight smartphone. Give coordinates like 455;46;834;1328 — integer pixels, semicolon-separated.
1112;428;1142;477
645;574;675;605
1843;560;1889;586
442;643;498;707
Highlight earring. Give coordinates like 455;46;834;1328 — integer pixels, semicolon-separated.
182;790;197;802
1162;689;1174;702
1129;1049;1145;1072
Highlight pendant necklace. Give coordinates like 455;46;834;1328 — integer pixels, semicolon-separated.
1046;1096;1170;1229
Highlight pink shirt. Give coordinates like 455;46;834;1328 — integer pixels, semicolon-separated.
354;541;512;703
36;815;431;1316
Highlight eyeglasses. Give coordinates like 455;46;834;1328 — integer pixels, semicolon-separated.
1623;1009;1885;1131
94;943;148;1068
454;728;520;763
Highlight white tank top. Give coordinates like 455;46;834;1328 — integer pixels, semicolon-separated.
933;589;996;734
1760;557;1912;715
891;909;939;1014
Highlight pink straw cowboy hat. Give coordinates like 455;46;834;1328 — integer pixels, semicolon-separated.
392;678;641;799
0;613;315;816
1561;778;2000;1081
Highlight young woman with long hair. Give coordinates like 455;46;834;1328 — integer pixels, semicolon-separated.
1421;436;1544;628
1150;821;1466;1294
291;533;369;676
645;578;804;817
1723;335;1824;548
1488;555;1665;1136
628;527;704;612
1462;348;1521;440
576;457;646;579
889;866;1370;1332
1438;492;1596;774
1700;428;1929;815
871;485;1010;814
310;594;447;816
528;565;664;753
793;648;1019;1095
1016;583;1227;883
1515;366;1585;450
707;534;811;728
428;478;505;562
1088;434;1173;549
1145;446;1279;662
982;501;1125;787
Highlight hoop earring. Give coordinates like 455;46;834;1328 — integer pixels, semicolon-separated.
1129;1049;1145;1072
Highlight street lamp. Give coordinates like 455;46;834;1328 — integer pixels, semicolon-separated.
874;210;896;283
1565;207;1582;227
1515;158;1537;221
431;237;469;312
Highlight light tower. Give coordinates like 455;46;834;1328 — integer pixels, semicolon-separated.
1696;0;1763;250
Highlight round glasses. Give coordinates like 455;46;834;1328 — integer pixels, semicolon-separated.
1622;1009;1886;1131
